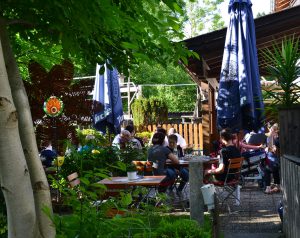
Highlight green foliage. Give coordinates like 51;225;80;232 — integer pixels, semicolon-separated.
2;0;193;77
130;62;197;112
136;131;153;144
61;129;147;177
131;62;192;85
75;128;111;147
55;211;212;238
184;0;225;37
126;162;137;172
131;97;168;128
147;218;211;238
149;97;168;124
155;85;197;112
0;191;7;237
50;131;212;238
262;36;300;120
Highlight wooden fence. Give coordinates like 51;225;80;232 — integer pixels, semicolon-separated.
146;122;203;151
281;155;300;238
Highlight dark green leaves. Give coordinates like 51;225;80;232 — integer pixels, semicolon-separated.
262;36;300;108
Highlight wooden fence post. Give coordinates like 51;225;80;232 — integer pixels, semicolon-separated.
279;106;300;238
189;158;204;225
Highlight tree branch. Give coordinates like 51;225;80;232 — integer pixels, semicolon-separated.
6;19;36;28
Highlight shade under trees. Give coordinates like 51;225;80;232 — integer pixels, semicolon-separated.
0;1;192;237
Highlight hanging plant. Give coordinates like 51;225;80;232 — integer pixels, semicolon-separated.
43;96;64;117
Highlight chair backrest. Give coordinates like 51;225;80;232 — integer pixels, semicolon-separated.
225;157;244;182
67;172;80;187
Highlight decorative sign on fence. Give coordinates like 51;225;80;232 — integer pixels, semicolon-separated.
43;96;64;117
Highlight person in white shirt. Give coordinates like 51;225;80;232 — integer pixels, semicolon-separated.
112;128;142;150
168;128;187;149
125;124;142;150
112;130;131;149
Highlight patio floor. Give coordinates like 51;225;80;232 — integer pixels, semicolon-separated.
170;181;283;238
220;182;283;238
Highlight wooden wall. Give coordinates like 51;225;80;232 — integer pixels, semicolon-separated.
275;0;291;11
279;106;300;238
281;155;300;238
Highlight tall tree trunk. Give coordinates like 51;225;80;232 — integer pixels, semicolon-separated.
0;20;55;237
0;35;38;238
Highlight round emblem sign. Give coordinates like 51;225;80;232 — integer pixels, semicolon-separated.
43;96;64;117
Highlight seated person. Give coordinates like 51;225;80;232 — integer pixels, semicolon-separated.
205;129;241;182
112;130;132;149
147;132;179;191
40;141;57;168
167;134;184;158
264;123;280;194
167;134;189;191
125;124;143;149
209;139;225;158
148;126;168;147
168;128;187;150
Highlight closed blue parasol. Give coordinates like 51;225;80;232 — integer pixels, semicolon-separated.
93;63;123;134
217;0;264;132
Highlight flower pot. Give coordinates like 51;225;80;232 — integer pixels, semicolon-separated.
279;106;300;156
127;171;138;180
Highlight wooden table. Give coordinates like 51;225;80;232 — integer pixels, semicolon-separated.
98;176;166;207
166;156;218;168
98;175;166;189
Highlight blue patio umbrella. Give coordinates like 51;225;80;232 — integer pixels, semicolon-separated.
93;63;123;134
217;0;264;133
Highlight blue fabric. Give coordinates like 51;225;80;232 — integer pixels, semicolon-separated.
217;0;264;132
40;149;57;167
93;63;123;134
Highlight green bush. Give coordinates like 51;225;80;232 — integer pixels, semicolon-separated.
55;213;212;238
133;216;211;238
131;97;168;129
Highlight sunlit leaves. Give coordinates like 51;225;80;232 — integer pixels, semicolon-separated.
262;36;300;107
2;0;193;76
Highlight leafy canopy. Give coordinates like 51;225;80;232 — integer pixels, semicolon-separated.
2;0;193;75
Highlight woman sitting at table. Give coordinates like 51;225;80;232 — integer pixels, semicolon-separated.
148;132;179;192
167;134;189;192
204;129;241;182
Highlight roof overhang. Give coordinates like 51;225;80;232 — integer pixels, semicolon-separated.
184;5;300;84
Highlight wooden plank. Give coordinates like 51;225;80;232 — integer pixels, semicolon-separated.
199;123;203;150
282;156;300;237
194;123;198;149
174;124;179;132
189;123;193;147
179;124;183;137
166;124;171;133
183;123;188;146
152;124;157;133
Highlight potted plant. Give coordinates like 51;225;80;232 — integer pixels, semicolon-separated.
262;36;300;155
262;36;300;237
126;162;138;180
262;36;300;121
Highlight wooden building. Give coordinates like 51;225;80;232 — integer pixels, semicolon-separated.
184;4;300;153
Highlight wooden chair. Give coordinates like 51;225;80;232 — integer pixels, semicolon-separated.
212;157;244;209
